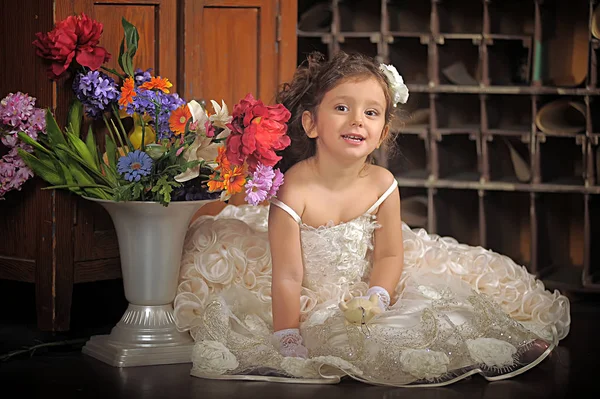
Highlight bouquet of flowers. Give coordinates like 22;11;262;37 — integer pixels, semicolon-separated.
18;14;290;206
0;92;47;199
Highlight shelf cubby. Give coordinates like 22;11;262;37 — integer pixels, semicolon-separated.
535;0;590;87
433;188;481;247
486;94;532;133
387;0;431;35
338;0;381;33
484;134;532;183
487;0;535;36
338;37;378;59
297;0;332;33
436;0;483;35
585;194;600;287
388;37;429;85
484;190;532;267
434;133;480;181
536;134;586;186
388;134;429;181
435;93;480;131
534;193;585;288
395;92;430;135
487;38;532;86
297;36;331;63
438;39;481;86
399;187;429;229
590;134;600;186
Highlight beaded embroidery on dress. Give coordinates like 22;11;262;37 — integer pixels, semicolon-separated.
175;182;570;386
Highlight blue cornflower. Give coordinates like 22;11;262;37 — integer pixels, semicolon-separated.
72;71;119;119
117;150;153;182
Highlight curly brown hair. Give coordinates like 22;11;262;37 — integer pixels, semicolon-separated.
275;50;401;173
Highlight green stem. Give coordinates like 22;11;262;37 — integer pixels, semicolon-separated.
139;114;146;152
101;66;126;80
42;183;114;192
111;104;134;151
103;115;127;154
154;103;160;144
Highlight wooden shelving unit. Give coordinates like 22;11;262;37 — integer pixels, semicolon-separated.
297;0;600;293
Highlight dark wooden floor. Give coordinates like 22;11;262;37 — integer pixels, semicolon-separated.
0;279;598;398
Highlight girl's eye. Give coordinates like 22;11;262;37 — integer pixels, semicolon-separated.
366;110;379;117
335;105;348;112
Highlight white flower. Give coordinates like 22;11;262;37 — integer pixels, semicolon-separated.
209;100;232;131
379;64;409;106
188;99;210;126
400;348;450;379
466;338;517;368
191;340;239;375
174;100;230;182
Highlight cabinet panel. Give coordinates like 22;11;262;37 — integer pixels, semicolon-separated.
183;0;280;107
201;7;260;107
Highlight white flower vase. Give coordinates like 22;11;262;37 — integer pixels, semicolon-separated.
81;197;212;367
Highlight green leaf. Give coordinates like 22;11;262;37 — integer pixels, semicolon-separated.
118;38;126;75
16;131;53;156
55;143;113;187
17;150;65;186
151;174;180;206
67;99;83;137
85;125;100;167
122;17;139;59
65;131;99;172
59;163;83;195
105;134;118;171
44;108;68;147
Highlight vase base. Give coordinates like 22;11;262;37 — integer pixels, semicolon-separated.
82;335;193;367
81;303;194;367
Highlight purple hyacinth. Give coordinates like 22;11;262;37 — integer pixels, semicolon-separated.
134;68;153;85
126;89;185;140
0;148;33;198
73;71;119;119
0;92;35;127
0;92;46;148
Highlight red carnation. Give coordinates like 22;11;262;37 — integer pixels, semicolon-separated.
225;93;291;172
33;13;111;80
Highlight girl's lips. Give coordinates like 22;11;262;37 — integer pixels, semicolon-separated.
341;134;365;145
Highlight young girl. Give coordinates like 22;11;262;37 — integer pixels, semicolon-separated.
175;51;570;387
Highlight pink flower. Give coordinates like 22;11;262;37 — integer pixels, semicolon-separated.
268;168;284;198
204;120;215;138
243;164;285;205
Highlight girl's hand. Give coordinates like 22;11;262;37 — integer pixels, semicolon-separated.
272;328;309;358
338;286;391;325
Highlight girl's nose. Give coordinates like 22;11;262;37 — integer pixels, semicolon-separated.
350;115;363;127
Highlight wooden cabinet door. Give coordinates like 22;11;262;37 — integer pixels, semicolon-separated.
182;0;297;109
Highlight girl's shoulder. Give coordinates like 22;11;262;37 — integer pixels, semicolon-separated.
271;161;312;214
364;164;396;195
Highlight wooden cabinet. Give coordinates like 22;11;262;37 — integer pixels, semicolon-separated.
0;0;297;331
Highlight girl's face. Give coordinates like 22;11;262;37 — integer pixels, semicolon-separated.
302;76;389;163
